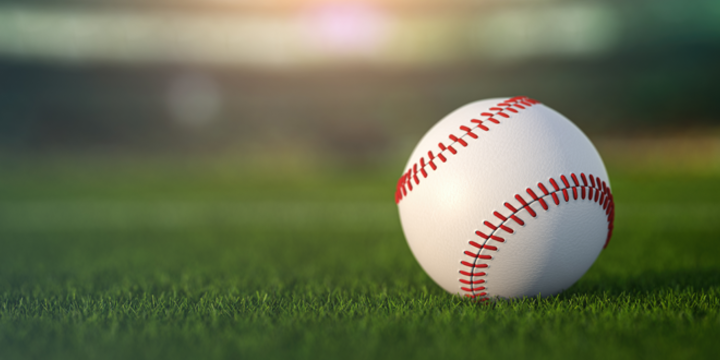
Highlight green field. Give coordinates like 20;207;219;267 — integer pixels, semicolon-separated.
0;154;719;360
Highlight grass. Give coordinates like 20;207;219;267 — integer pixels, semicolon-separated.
0;154;719;360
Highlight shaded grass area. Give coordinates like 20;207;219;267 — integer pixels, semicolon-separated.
0;156;719;359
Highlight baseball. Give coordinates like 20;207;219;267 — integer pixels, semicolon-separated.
396;96;615;301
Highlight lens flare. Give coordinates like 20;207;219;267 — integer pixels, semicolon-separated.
302;2;388;56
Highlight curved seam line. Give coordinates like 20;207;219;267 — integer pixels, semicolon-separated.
462;181;614;300
395;96;539;204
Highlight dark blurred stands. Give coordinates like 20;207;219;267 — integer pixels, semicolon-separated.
0;0;718;156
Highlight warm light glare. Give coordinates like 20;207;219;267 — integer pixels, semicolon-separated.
302;3;389;56
0;2;621;68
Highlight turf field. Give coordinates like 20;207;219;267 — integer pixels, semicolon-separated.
0;153;719;360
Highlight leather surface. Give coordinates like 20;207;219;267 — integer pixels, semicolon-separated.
397;98;610;298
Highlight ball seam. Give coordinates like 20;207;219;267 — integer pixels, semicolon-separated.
395;96;540;204
460;173;615;301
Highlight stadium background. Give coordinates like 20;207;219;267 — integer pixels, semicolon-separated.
1;1;719;359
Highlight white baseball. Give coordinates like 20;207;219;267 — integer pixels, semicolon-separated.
396;96;614;301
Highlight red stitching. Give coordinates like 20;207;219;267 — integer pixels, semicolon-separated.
549;178;560;191
469;240;499;252
419;158;428;178
461;286;486;292
464;251;492;260
542;182;561;205
504;202;518;212
509;214;524;225
460;125;478;139
470;119;489;131
391;97;614;301
449;134;468;147
460;271;486;277
395;96;539;204
464;292;488;299
503;203;526;225
461;261;488;268
458;173;615;301
475;230;489;240
427;151;437;170
560;175;570;188
527;188;548;210
515;194;537;217
538;183;549;195
489;108;510;118
460;279;485;285
551;193;560;205
499;225;514;234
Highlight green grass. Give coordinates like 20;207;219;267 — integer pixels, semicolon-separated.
0;155;719;360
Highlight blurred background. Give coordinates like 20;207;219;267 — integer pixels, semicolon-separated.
1;2;720;357
0;0;718;166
